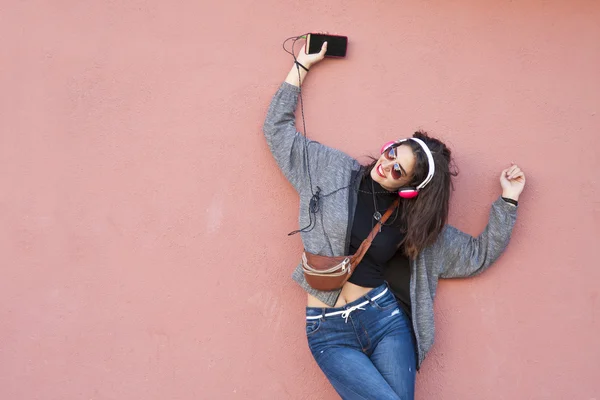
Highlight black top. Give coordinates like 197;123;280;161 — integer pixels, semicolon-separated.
347;173;412;319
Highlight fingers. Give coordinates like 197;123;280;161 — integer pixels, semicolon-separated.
320;41;328;55
509;170;525;182
501;164;526;182
508;165;522;180
512;170;526;182
307;31;329;38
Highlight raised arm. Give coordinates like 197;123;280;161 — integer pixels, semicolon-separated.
437;164;526;278
263;42;356;193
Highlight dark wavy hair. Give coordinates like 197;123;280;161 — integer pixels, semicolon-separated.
364;130;458;259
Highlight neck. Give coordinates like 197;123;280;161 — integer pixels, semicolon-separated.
379;183;397;192
373;177;396;193
363;167;399;194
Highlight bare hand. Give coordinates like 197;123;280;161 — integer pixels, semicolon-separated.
295;42;327;69
500;163;526;201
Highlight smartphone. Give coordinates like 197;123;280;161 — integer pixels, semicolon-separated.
306;33;348;58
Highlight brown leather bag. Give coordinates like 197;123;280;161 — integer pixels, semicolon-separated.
302;199;400;291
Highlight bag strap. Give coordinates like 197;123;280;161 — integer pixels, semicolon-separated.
351;198;400;266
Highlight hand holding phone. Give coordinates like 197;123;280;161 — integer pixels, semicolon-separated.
306;33;348;58
294;42;328;71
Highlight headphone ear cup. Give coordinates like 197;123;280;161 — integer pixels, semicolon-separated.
380;141;397;155
398;188;419;199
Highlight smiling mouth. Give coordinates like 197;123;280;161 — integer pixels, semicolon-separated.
377;164;386;178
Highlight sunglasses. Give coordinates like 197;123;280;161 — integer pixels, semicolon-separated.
382;145;407;180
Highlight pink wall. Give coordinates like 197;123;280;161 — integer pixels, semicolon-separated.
1;0;598;398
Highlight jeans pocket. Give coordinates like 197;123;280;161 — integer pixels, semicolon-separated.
371;292;399;311
306;318;322;336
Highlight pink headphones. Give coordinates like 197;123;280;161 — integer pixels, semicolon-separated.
380;138;436;199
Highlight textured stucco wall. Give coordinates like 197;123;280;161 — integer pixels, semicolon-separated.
1;0;599;399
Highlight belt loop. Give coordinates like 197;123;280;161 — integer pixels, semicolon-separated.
377;283;386;298
365;292;373;303
321;308;327;321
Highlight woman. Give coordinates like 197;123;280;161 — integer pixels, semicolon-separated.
263;41;526;400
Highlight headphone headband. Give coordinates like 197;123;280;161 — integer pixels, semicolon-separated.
395;137;436;191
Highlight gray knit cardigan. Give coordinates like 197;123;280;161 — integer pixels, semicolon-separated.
263;82;518;368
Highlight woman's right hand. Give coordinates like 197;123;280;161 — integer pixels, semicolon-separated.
284;37;328;88
295;42;328;69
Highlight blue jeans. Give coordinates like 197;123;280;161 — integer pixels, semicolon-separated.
306;284;416;400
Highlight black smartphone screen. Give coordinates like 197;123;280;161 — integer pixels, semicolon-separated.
307;34;348;57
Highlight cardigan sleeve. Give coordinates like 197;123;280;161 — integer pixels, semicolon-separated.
436;197;518;279
263;82;356;194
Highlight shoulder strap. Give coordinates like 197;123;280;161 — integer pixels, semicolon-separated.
351;198;400;266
